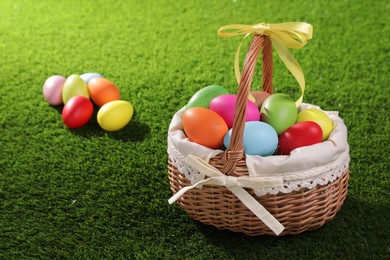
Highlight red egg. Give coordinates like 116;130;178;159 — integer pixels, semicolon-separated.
277;121;323;155
182;107;228;149
62;96;94;129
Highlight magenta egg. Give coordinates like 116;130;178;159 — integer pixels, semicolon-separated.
210;94;260;128
277;121;323;155
62;96;94;129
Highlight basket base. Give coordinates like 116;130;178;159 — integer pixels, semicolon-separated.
168;158;349;236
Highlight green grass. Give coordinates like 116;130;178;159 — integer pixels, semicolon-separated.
1;0;389;258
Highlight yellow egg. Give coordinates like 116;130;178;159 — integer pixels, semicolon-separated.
297;108;333;140
97;100;134;131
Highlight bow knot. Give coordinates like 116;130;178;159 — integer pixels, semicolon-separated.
217;21;313;107
225;175;239;188
169;154;285;235
252;23;270;35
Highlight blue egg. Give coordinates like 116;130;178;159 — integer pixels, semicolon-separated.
224;121;278;156
80;72;104;84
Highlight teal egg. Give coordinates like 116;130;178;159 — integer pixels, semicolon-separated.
260;93;298;135
224;121;278;156
80;72;104;84
186;85;229;110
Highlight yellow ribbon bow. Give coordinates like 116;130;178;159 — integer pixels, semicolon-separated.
218;22;313;107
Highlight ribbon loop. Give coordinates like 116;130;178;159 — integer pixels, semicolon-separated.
169;154;285;235
217;21;313;107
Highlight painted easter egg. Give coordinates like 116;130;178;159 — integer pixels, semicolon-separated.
88;78;120;107
297;108;333;140
260;94;297;135
62;96;94;128
210;94;260;129
251;91;271;109
248;93;256;103
186;85;229;110
224;121;278;156
277;121;323;155
62;75;90;104
80;72;104;84
97;100;134;131
43;75;66;105
182;107;228;149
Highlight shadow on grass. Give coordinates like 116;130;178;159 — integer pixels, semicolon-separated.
52;104;150;142
188;196;389;258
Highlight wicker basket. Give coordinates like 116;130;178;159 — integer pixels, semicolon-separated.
167;34;350;236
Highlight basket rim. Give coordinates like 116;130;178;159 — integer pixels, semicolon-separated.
168;103;349;180
168;138;349;196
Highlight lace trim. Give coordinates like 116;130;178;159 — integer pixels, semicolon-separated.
168;138;207;184
168;138;350;196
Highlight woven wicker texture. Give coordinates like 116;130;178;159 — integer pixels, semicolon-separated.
168;34;350;236
168;159;349;236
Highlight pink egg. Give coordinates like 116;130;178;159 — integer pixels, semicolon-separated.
210;94;260;128
43;75;66;105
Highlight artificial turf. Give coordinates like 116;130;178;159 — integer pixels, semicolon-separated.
0;0;389;259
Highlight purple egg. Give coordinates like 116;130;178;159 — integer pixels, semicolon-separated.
210;94;260;128
43;75;66;105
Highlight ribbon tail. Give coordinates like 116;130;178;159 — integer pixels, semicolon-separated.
168;178;212;204
271;34;305;107
234;33;252;85
169;176;224;204
229;186;285;236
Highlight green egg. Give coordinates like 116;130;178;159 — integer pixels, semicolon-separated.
260;93;298;135
186;85;229;110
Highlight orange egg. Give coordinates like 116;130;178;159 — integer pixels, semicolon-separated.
182;107;228;149
88;78;120;107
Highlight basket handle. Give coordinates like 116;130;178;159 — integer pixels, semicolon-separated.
221;35;273;175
